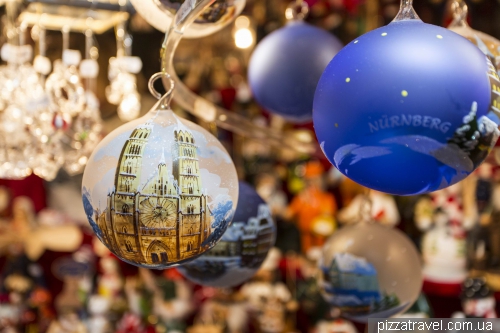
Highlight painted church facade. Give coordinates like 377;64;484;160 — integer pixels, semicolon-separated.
95;123;212;266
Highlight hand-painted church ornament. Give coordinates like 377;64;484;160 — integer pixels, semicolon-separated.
248;1;343;123
313;0;500;196
318;199;422;322
177;181;276;287
82;73;239;269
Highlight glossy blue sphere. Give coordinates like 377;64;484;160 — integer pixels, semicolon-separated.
249;21;343;123
313;20;500;196
177;182;276;287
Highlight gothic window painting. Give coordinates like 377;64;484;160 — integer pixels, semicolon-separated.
125;240;133;252
152;253;159;263
123;204;129;214
123;226;128;234
125;179;131;193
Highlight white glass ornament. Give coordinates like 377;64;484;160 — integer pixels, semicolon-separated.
107;22;142;122
82;73;239;269
318;198;422;322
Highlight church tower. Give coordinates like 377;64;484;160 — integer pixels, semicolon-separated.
112;123;152;261
172;129;201;197
172;128;208;258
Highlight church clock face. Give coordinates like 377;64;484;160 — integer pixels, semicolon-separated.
141;198;177;228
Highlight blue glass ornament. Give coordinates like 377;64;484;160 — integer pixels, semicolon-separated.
177;181;276;287
248;2;343;123
313;1;500;196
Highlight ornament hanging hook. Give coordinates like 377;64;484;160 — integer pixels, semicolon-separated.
451;0;468;26
392;0;420;22
148;72;175;109
286;0;309;21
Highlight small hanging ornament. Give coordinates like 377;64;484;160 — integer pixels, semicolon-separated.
45;28;86;119
313;0;500;195
318;195;422;322
82;73;239;269
106;22;143;122
177;181;276;287
62;29;103;175
248;1;343;123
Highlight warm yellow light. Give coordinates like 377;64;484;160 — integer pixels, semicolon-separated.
235;28;254;49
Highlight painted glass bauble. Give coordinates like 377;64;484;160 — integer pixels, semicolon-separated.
177;181;276;287
319;222;422;322
129;0;246;39
248;21;342;123
82;104;239;269
313;19;500;196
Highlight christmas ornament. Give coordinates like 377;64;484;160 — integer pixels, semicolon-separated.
82;73;239;269
129;0;246;38
248;1;342;123
106;22;143;122
313;0;500;196
318;203;422;322
448;0;500;73
177;181;276;287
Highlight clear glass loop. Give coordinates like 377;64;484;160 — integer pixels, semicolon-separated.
392;0;420;22
149;72;175;107
285;0;309;21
